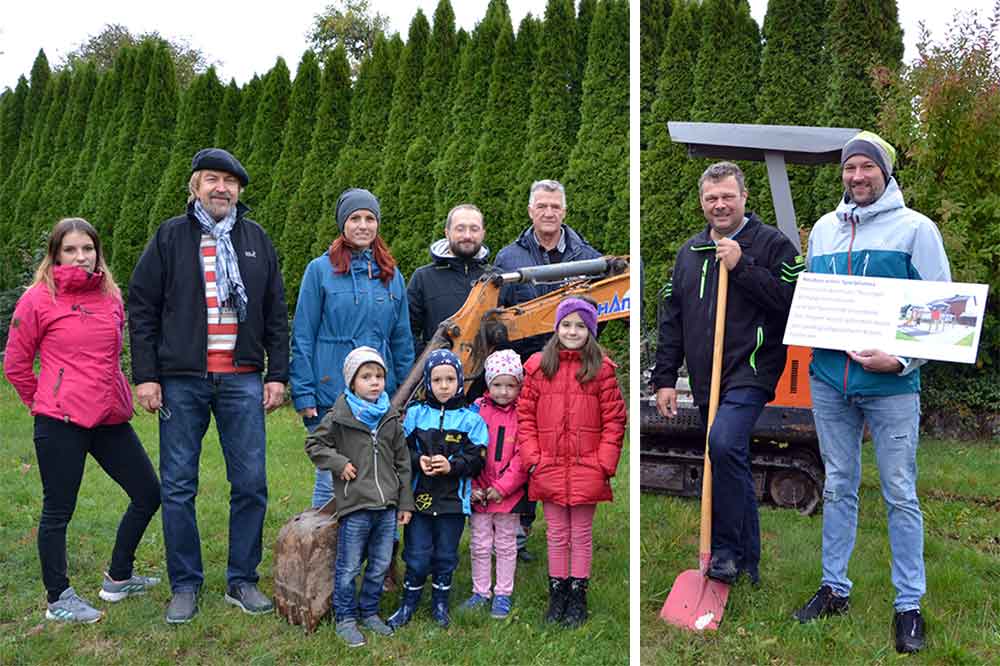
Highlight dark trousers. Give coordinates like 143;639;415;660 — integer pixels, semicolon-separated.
699;386;769;579
34;415;161;601
401;513;465;590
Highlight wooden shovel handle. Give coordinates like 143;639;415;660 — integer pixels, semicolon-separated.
699;262;728;564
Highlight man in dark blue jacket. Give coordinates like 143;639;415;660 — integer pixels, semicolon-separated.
129;148;288;624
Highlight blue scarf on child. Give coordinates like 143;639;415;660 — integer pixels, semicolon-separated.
344;389;390;430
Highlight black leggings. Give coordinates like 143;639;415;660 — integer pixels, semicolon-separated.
34;415;161;602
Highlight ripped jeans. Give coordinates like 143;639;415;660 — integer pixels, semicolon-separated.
810;376;925;611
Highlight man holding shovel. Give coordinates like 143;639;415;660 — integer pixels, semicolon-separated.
652;161;801;588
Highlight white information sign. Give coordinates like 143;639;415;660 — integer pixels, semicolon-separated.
783;273;989;364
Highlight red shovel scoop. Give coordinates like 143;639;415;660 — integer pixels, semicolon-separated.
660;262;731;631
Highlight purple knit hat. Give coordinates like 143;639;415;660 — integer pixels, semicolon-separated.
555;297;598;338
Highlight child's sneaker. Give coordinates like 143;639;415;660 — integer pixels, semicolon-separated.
46;587;104;623
460;593;490;611
361;614;394;636
336;619;366;647
99;573;161;602
491;595;512;619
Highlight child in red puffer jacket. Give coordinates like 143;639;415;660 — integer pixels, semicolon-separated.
461;349;529;620
517;297;626;628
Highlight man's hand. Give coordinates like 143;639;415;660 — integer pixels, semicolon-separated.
340;462;358;481
298;407;318;418
655;387;678;418
485;487;503;503
430;454;451;475
136;382;162;413
847;349;903;374
715;237;742;271
263;382;285;412
398;510;412;526
419;455;435;475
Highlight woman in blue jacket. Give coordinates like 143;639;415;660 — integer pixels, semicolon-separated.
291;188;415;507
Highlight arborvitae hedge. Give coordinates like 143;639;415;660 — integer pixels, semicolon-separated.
64;64;121;221
148;67;224;236
395;135;438;275
233;74;261;159
0;77;29;179
377;11;430;241
639;0;670;138
564;0;629;254
214;79;242;151
281;46;353;308
113;44;179;286
416;0;459;160
244;57;291;211
260;51;321;242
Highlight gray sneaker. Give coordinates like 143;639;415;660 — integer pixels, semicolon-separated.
99;572;161;602
165;590;199;624
46;587;103;623
361;614;394;636
336;619;366;647
224;583;273;615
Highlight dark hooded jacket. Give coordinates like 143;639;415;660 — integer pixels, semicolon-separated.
406;239;490;359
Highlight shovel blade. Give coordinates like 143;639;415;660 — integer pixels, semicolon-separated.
659;568;730;631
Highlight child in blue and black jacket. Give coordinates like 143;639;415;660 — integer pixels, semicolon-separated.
387;350;487;630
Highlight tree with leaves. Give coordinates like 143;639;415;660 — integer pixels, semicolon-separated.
564;0;630;253
112;43;179;286
281;46;353;309
244;58;291;211
148;67;224;236
259;51;322;241
308;0;390;74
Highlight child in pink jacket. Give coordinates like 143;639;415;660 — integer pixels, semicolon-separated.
460;350;529;619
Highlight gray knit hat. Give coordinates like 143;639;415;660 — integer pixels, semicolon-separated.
335;188;381;233
343;346;386;389
841;131;896;182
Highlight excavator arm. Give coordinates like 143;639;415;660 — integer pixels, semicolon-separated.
391;256;630;409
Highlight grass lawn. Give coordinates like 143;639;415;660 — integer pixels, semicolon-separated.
0;379;629;665
640;437;1000;665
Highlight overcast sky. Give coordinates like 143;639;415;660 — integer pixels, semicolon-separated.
1;1;997;91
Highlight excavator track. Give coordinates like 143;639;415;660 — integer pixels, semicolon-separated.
639;399;824;515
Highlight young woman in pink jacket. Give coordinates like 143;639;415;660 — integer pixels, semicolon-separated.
4;218;161;623
461;349;530;619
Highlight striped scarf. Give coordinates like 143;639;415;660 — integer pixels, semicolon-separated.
193;200;248;322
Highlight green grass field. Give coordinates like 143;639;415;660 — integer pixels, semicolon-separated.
0;379;629;665
640;437;1000;665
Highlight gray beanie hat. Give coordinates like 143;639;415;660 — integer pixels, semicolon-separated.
841;130;896;182
335;188;381;234
343;346;387;389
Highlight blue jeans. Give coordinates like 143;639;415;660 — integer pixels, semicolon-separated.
402;513;465;591
698;386;769;579
303;410;334;509
810;376;924;611
159;373;267;592
334;508;397;621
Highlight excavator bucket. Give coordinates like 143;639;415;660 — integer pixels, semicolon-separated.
659;554;730;631
273;499;338;633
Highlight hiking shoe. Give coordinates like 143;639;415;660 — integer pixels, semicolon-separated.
361;614;394;636
46;587;103;624
224;583;273;615
336;619;366;647
165;590;198;624
706;556;739;585
460;593;490;611
894;609;926;654
793;585;850;623
490;595;512;619
99;572;161;602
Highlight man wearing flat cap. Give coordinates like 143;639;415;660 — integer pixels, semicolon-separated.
793;132;950;655
128;148;289;624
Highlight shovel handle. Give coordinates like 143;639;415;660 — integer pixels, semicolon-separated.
699;261;728;565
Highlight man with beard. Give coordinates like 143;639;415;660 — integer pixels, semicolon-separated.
652;161;800;589
128;148;288;624
407;204;490;361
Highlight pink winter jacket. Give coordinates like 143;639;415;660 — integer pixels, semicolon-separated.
4;265;133;429
471;395;529;514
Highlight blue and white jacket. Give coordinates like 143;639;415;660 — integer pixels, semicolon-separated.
807;178;951;397
290;251;414;411
404;402;487;516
